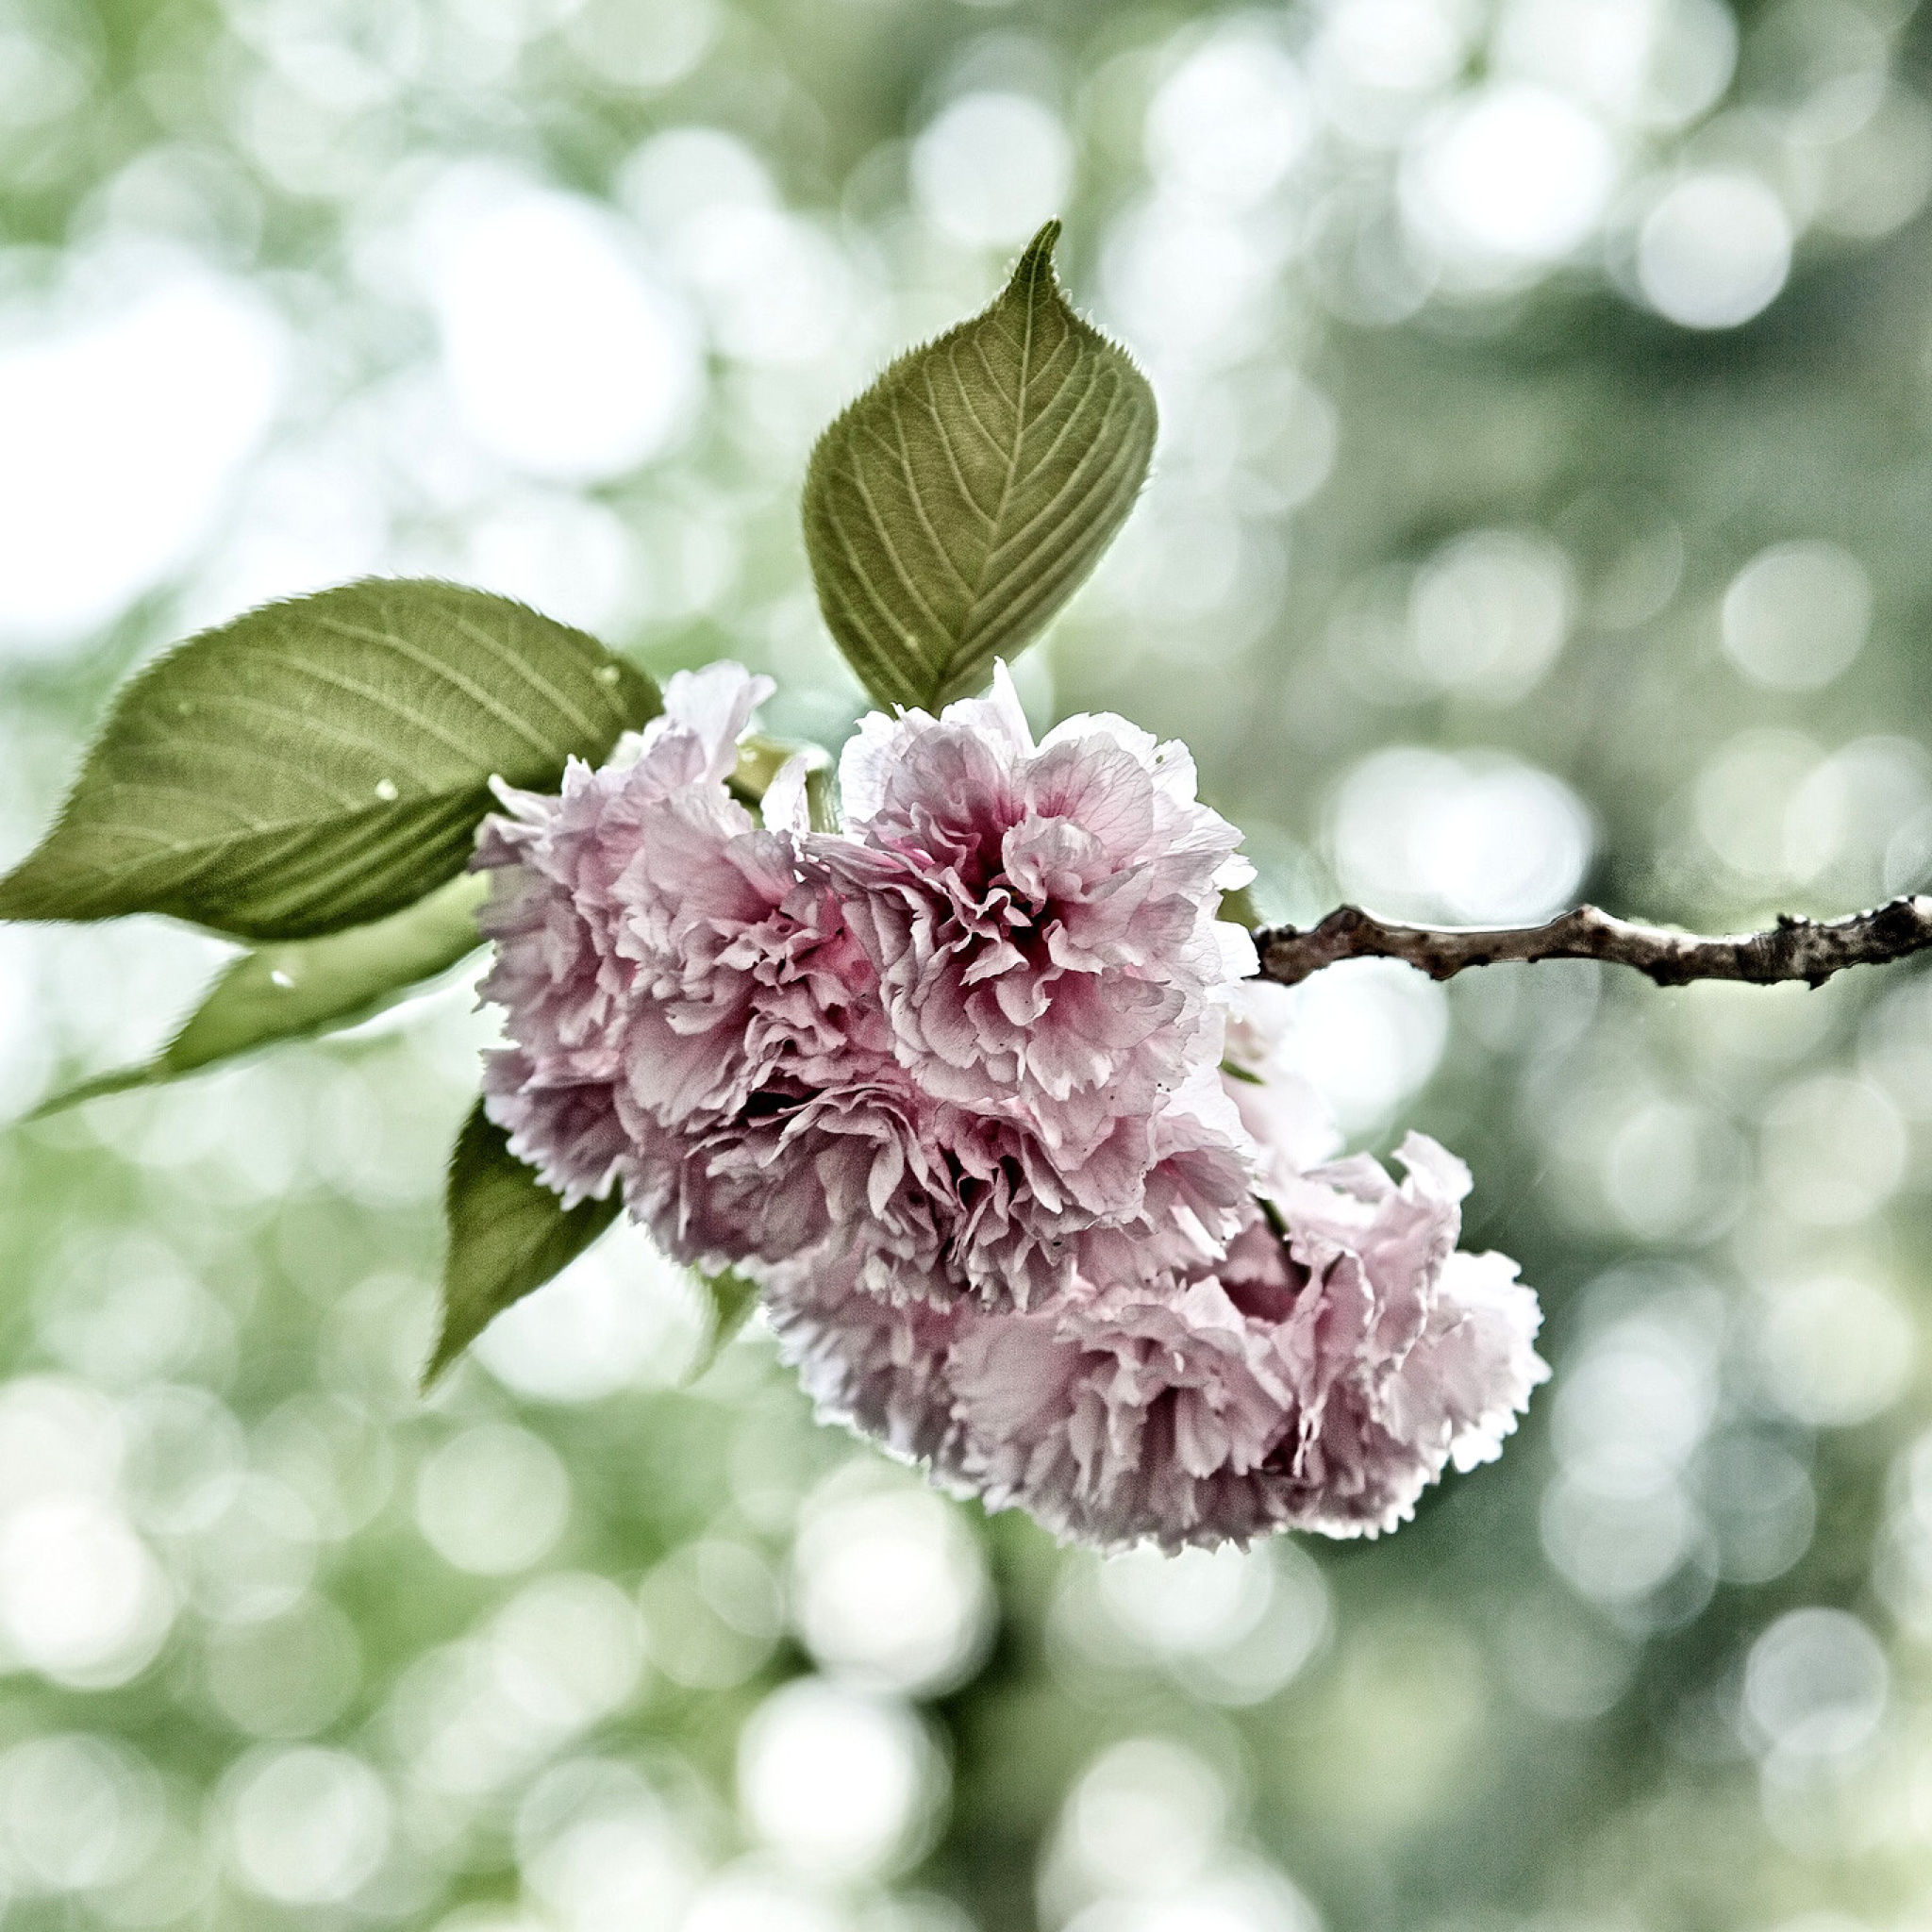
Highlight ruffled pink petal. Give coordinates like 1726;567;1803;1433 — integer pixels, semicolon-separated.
803;662;1253;1165
475;658;1549;1553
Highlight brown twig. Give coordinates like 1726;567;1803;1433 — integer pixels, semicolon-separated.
1252;896;1932;991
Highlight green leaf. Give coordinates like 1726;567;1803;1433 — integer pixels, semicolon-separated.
685;1268;759;1382
0;579;659;941
30;872;491;1118
1219;881;1260;932
727;733;826;807
802;219;1158;712
425;1100;622;1391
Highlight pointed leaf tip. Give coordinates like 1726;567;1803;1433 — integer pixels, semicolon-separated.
683;1268;759;1383
424;1099;621;1391
802;218;1156;714
1018;218;1063;271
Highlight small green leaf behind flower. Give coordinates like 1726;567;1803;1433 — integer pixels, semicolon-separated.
728;733;826;808
803;220;1158;713
685;1267;760;1383
0;578;659;942
727;734;841;835
1219;881;1260;932
425;1100;622;1391
29;872;491;1119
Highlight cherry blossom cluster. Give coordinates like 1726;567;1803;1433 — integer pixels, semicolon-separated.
474;662;1547;1550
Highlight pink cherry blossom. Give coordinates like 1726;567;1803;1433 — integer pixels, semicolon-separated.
1220;978;1344;1186
475;660;774;1100
804;664;1257;1167
762;985;1545;1551
763;1243;970;1469
475;660;1548;1551
765;1126;1546;1553
474;662;890;1257
1257;1135;1547;1538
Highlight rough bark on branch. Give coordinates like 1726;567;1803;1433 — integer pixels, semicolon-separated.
1252;896;1932;991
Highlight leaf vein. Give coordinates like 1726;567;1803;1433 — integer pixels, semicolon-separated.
308;615;568;765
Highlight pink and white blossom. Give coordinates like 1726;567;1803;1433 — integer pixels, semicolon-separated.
1220;977;1344;1185
804;664;1257;1164
475;661;1547;1550
475;662;889;1255
766;1123;1547;1552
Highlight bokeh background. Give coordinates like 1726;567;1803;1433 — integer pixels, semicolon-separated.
3;0;1932;1926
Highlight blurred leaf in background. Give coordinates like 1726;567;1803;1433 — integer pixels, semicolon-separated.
6;0;1932;1929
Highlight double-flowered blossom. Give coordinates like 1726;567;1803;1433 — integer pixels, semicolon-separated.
764;985;1548;1549
783;667;1262;1313
476;661;1549;1551
808;671;1256;1159
476;662;900;1267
